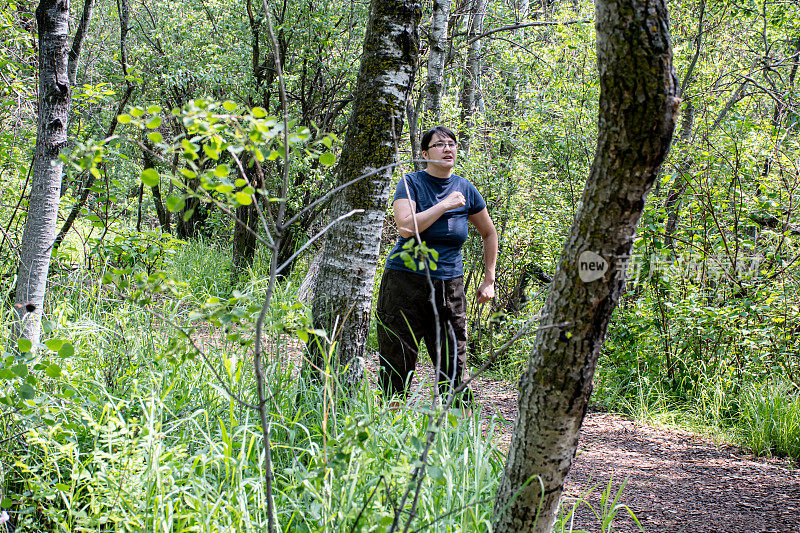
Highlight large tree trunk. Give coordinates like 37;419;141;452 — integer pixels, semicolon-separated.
458;0;490;155
12;0;72;346
310;0;422;388
492;0;679;529
424;0;452;122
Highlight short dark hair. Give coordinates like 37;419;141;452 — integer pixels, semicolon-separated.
420;126;457;151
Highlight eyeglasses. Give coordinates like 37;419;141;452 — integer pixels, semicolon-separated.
428;141;457;150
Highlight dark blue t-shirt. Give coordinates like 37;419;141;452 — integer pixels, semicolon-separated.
385;171;486;279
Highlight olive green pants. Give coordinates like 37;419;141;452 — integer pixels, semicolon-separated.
376;268;471;405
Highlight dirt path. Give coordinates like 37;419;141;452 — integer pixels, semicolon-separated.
401;361;800;533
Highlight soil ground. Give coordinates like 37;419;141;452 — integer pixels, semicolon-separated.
395;360;800;533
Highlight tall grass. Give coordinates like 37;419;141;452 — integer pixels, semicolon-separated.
169;238;232;298
2;238;641;532
739;381;800;459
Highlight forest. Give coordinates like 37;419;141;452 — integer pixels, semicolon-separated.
1;0;799;530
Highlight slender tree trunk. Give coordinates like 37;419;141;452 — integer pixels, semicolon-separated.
67;0;93;85
458;0;489;155
53;0;134;254
662;0;703;250
231;155;264;283
492;0;679;528
311;0;422;388
143;139;170;232
663;99;694;250
13;0;72;346
424;0;452;122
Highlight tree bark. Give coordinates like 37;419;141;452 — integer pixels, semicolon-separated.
67;0;93;85
310;0;422;388
143;138;170;232
458;0;489;155
13;0;72;346
424;0;452;122
492;0;679;529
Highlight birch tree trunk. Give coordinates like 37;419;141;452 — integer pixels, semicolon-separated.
310;0;422;388
458;0;489;155
13;0;72;347
424;0;452;122
492;0;679;529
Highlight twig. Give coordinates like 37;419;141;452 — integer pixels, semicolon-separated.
229;150;276;247
348;475;386;533
275;209;363;275
466;19;591;45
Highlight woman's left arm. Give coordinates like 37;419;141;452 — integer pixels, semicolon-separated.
469;208;498;304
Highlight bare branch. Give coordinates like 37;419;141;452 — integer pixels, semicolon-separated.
466;19;592;46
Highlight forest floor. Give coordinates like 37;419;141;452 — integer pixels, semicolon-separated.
392;360;800;533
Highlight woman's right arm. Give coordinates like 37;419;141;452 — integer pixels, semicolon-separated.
393;192;465;238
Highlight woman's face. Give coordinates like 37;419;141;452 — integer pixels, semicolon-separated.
422;133;457;173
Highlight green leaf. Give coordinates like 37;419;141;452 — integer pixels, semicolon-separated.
215;184;234;194
46;364;62;378
203;145;219;160
147;131;163;143
17;338;32;353
116;114;131;124
130;107;145;117
213;164;229;177
428;465;444;480
0;369;14;380
18;383;35;399
183;208;195;221
319;152;336;166
45;338;64;351
11;364;28;377
222;101;237;112
146;105;162;114
55;483;70;491
252;106;266;118
235;178;247;187
1;497;11;508
58;343;74;358
146;116;162;129
166;196;185;212
141;168;160;187
235;192;252;205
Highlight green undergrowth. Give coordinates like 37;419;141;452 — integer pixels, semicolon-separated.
2;240;638;532
593;300;800;463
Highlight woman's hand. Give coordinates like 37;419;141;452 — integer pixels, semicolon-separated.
441;191;466;211
476;278;495;304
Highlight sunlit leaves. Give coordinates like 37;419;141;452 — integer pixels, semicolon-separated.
319;152;336;166
140;168;160;187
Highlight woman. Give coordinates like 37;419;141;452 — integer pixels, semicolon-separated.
376;126;497;406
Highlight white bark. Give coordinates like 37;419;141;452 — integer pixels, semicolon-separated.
13;0;72;347
424;0;452;120
458;0;490;155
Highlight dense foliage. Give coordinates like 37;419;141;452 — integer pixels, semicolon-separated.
1;0;799;529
